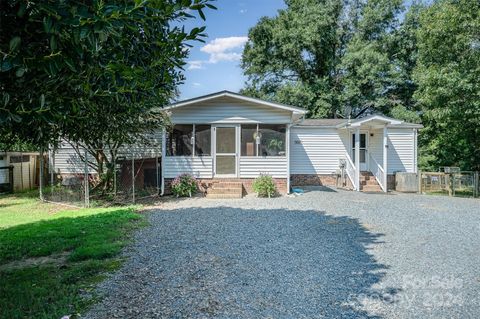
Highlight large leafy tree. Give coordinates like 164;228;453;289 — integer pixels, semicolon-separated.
340;0;403;116
414;0;480;170
241;0;345;118
241;0;421;120
1;0;214;186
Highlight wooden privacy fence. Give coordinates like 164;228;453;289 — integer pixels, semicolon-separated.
419;171;479;198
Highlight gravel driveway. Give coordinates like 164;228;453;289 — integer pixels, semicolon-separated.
85;189;480;319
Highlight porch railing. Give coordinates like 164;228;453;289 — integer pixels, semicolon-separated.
369;152;386;192
345;152;357;190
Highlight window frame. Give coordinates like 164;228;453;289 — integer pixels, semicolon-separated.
241;124;287;157
167;124;211;157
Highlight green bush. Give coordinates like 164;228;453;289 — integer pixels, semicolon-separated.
252;174;277;198
171;174;197;197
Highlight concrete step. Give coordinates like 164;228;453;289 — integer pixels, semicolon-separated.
206;193;243;199
366;179;379;185
361;185;383;192
211;182;243;189
207;188;243;195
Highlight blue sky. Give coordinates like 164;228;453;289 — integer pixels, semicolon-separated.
178;0;286;100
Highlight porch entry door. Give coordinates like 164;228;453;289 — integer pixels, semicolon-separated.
352;132;368;171
214;125;238;177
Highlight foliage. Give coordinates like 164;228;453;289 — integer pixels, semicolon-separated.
241;0;419;119
267;138;284;154
171;174;197;197
0;0;215;174
252;174;277;198
241;0;344;118
413;0;480;170
0;192;143;318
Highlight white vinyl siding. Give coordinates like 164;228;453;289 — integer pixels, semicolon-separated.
387;128;415;173
163;156;213;178
368;128;384;168
290;128;349;174
170;97;292;124
53;143;96;174
54;132;162;175
239;157;287;178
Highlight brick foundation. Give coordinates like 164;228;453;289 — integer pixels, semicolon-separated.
291;174;338;187
291;173;395;191
164;177;288;195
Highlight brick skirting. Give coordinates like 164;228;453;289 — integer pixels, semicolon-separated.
291;173;396;191
290;174;338;187
163;177;288;195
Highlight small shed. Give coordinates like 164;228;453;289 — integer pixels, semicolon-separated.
0;152;41;192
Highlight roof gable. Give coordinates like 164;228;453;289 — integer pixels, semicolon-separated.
166;91;307;115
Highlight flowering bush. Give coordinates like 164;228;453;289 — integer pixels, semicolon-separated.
171;174;197;197
252;174;277;198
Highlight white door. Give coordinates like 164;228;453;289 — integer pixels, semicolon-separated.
352;133;368;171
214;125;238;177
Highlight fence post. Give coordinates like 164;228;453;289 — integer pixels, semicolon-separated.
418;170;422;194
113;158;117;196
474;171;479;198
84;149;89;208
20;152;24;190
39;148;44;201
49;149;54;187
132;155;135;204
156;153;159;195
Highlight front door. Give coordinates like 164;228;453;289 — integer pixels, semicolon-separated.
214;126;238;177
352;133;368;171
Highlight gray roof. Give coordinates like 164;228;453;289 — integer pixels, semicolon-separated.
298;119;347;126
298;118;423;128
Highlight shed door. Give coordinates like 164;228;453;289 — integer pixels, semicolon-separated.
214;126;238;177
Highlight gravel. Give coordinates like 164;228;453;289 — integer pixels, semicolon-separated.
84;188;480;319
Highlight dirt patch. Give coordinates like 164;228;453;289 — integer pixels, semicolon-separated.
0;252;70;271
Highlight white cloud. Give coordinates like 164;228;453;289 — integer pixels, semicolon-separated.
192;82;201;87
186;36;248;71
239;9;247;14
187;60;204;70
200;36;248;63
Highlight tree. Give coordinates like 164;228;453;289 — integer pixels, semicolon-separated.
241;0;345;118
340;0;403;116
414;0;480;170
241;0;419;119
1;0;215;187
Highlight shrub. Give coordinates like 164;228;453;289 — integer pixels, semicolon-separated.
171;174;197;197
252;174;277;198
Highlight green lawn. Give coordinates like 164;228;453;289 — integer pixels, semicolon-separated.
0;191;144;319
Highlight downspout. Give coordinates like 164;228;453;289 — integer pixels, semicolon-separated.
414;128;418;173
286;123;292;194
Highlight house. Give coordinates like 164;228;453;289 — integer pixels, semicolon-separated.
53;91;422;197
161;91;422;196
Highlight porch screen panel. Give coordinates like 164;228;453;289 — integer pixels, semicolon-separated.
259;124;286;156
216;127;236;153
216;156;236;175
195;125;211;156
167;125;193;156
241;124;258;156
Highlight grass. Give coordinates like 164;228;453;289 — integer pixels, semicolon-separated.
0;190;145;319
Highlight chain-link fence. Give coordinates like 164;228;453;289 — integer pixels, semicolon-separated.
419;171;479;198
40;145;161;207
